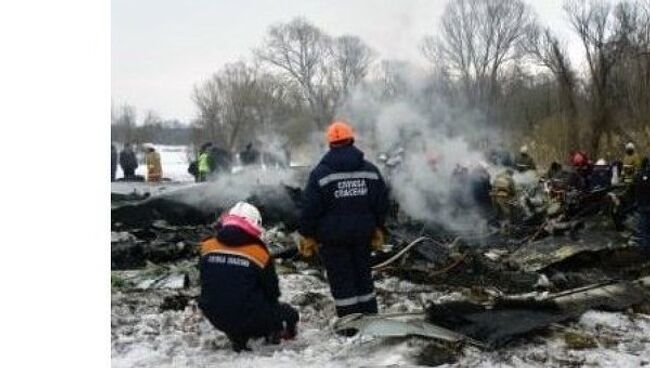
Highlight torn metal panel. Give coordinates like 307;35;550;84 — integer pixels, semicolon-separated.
425;276;650;348
507;231;630;272
332;313;471;345
551;276;650;312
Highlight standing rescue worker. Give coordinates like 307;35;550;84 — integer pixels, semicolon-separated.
119;143;138;180
199;202;299;352
631;157;650;249
145;146;162;182
197;144;212;182
514;145;537;172
622;142;643;184
298;121;389;318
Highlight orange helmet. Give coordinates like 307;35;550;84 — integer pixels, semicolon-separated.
327;121;354;144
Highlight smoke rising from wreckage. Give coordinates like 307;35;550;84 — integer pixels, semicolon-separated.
112;158;650;366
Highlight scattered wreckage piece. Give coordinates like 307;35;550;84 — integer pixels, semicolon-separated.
425;276;650;348
111;229;200;270
507;230;633;273
551;276;650;312
332;312;484;347
111;269;190;290
111;181;302;229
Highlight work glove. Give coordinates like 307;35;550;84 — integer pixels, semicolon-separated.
370;228;385;252
298;236;318;258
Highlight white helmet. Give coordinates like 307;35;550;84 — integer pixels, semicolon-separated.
595;158;607;166
625;142;635;151
228;201;262;229
520;145;528;154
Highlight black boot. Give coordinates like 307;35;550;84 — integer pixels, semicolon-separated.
230;336;251;353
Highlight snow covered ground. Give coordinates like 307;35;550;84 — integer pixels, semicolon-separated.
111;266;650;368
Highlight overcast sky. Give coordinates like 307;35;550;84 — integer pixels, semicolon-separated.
112;0;580;123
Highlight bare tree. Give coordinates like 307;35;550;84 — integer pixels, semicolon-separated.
524;25;579;148
111;103;137;143
192;62;303;151
422;0;535;123
256;18;373;129
563;0;642;152
331;35;374;97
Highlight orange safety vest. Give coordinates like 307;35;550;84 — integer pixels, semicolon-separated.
200;237;270;268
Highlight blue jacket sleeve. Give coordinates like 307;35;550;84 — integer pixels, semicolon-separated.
299;170;324;238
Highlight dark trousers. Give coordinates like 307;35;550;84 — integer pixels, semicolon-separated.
320;242;378;317
123;168;135;179
202;302;298;346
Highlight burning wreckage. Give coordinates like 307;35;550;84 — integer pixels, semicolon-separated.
111;162;650;366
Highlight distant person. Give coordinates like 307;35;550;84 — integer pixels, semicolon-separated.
589;159;613;190
209;145;233;173
199;202;299;352
298;121;389;319
119;143;138;180
469;163;493;216
568;150;592;191
491;169;516;229
197;144;212;182
514;145;536;173
631;157;650;249
240;142;260;166
622;142;643;184
111;144;117;182
145;146;162;182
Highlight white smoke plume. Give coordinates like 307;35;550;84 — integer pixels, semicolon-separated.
335;63;503;233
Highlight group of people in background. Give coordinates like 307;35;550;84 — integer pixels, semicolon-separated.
489;142;649;248
110;143;162;182
188;141;289;182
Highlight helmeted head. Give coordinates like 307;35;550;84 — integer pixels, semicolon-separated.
520;145;529;154
625;142;635;154
595;158;607;166
571;151;588;167
220;201;264;238
327;121;354;146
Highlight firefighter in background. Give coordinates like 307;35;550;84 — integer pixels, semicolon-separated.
568;150;592;190
622;142;643;184
491;169;516;230
298;121;389;318
199;202;299;352
145;146;162;182
514;145;537;173
590;158;613;189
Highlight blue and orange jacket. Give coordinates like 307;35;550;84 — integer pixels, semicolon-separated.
198;226;281;332
300;144;389;245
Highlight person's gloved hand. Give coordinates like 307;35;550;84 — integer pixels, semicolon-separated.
370;228;385;251
298;236;318;258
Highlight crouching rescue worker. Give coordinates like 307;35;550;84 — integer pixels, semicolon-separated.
199;202;299;352
298;121;389;318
